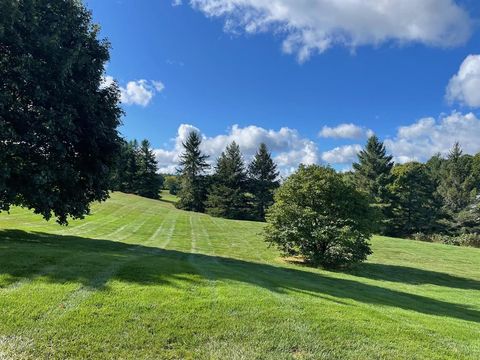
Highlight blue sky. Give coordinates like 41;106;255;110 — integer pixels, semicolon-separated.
88;0;480;173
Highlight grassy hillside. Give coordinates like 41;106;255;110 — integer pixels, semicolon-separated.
1;192;479;359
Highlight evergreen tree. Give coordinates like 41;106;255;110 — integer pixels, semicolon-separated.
352;135;394;233
389;162;442;236
177;131;209;212
438;143;473;214
248;143;280;220
472;153;480;190
111;140;139;194
425;153;446;184
206;142;250;219
124;140;140;194
136;140;163;199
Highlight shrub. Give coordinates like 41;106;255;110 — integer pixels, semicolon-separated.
264;165;377;268
458;233;480;248
412;232;432;242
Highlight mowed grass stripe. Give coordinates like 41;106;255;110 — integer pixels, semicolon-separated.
0;192;480;359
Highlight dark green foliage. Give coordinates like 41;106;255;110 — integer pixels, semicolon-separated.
425;153;446;184
111;139;162;199
248;143;280;220
353;136;394;233
389;163;442;237
177;131;209;212
206;142;251;219
164;175;181;195
265;165;375;268
472;153;480;191
438;143;473;214
111;140;139;194
0;0;122;224
135;140;163;199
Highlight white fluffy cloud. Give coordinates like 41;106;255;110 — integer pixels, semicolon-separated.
101;76;165;107
188;0;472;62
120;80;165;107
319;123;373;139
321;144;362;164
385;112;480;163
446;55;480;108
153;124;319;175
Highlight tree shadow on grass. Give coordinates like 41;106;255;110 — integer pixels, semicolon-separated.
0;229;479;323
346;263;480;290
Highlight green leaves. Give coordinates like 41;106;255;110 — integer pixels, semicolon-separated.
265;165;375;268
0;0;122;224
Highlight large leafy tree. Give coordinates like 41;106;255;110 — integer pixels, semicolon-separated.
389;162;442;236
265;165;376;268
136;140;163;199
248;143;280;220
206;141;250;219
0;0;122;224
353;135;394;233
177;131;209;212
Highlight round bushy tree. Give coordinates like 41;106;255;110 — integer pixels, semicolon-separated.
265;165;376;268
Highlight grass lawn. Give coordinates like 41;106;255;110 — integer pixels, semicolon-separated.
0;192;479;359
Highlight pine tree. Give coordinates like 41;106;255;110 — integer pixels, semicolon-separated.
389;162;442;236
136;139;163;199
438;142;473;214
436;143;479;234
123;140;140;194
206;141;250;219
352;135;394;233
248;143;280;220
177;131;210;212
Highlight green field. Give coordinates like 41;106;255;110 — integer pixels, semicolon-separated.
1;192;479;359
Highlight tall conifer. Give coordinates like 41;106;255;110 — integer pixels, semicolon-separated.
352;135;394;233
248;143;280;220
177;131;210;212
136;139;163;199
206;142;250;219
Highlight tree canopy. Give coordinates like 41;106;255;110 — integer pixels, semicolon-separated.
265;165;376;268
0;0;122;224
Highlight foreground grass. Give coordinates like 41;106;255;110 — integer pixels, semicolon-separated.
0;192;479;359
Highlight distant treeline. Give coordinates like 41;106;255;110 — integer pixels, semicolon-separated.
111;139;164;199
112;132;479;246
175;132;279;221
174;132;479;245
347;136;480;244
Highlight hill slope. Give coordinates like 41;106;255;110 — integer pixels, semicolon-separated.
1;192;479;359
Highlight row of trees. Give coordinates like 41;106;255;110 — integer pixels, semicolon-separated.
176;132;280;221
350;136;480;238
111;139;163;199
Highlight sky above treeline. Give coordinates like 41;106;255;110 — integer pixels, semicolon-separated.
87;0;480;174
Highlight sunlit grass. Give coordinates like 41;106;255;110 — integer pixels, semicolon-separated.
0;192;479;359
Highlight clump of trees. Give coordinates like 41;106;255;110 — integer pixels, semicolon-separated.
351;136;480;246
176;132;279;221
111;139;163;199
265;165;376;268
0;0;122;224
